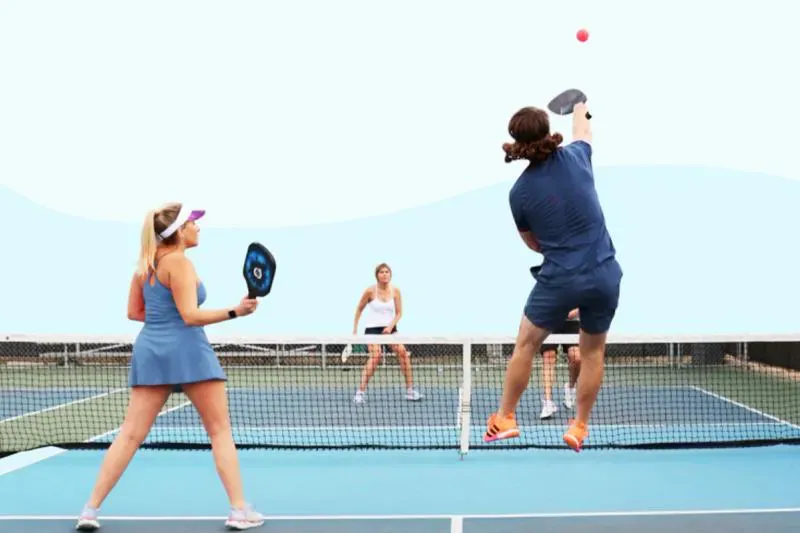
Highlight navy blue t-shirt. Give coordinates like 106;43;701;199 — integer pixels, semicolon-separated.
509;140;615;280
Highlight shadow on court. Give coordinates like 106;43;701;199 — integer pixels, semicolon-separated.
466;513;800;533
4;513;800;533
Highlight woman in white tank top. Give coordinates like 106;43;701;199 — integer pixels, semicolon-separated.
351;263;422;404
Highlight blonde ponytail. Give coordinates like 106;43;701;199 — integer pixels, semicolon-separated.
137;209;159;276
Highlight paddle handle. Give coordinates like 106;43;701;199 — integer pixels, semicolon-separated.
248;287;257;299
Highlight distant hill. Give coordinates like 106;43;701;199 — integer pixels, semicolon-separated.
2;164;799;337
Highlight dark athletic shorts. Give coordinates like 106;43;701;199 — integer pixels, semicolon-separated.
364;326;398;351
541;317;580;352
364;326;397;335
527;257;623;336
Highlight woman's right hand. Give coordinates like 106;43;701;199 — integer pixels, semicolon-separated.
235;296;259;317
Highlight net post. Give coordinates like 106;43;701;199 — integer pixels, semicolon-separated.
459;341;472;459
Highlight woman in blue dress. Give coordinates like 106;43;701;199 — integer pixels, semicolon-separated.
76;202;265;531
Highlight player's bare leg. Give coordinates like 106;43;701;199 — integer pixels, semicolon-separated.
563;331;606;452
484;315;550;442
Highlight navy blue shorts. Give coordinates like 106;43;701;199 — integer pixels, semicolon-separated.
364;326;398;352
525;258;622;335
364;326;397;335
541;318;580;352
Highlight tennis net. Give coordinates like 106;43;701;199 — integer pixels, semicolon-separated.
2;333;800;456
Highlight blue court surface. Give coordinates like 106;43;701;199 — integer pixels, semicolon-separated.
3;358;800;532
1;445;799;532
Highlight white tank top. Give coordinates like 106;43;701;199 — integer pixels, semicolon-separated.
362;284;396;328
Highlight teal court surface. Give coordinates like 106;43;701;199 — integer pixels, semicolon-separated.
1;447;800;532
2;334;800;531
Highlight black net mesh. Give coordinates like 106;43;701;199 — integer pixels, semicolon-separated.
2;335;800;455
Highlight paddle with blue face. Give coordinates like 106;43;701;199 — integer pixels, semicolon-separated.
547;89;592;120
243;242;277;298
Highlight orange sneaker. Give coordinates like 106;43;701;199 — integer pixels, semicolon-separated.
483;412;520;443
563;419;588;452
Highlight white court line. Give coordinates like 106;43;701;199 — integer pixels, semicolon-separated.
450;515;463;532
0;447;65;476
690;386;800;430
0;388;126;424
87;399;193;442
0;398;194;476
2;507;800;520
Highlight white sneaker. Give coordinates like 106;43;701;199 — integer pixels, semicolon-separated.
406;388;423;401
225;503;265;530
353;390;365;404
564;383;576;409
539;399;557;419
75;504;100;531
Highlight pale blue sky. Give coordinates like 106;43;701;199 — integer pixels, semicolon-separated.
1;1;798;336
1;1;797;227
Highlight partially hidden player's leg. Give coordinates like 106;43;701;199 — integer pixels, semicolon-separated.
392;343;423;401
182;379;265;530
393;343;413;388
540;348;558;419
78;385;171;529
354;344;382;404
499;315;549;418
575;335;602;425
484;314;551;442
563;346;580;409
